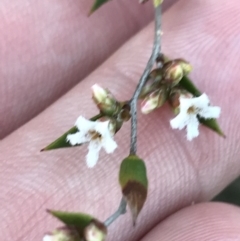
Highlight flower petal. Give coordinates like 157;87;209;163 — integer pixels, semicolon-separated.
192;93;210;109
179;97;194;113
86;141;101;168
186;116;199;141
66;132;87;145
43;235;52;241
75;116;96;132
102;135;117;153
199;106;221;119
170;113;189;130
94;121;110;136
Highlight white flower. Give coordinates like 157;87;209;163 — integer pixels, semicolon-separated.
66;116;117;168
170;93;221;141
43;235;52;241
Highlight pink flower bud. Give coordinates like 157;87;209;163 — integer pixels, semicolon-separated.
141;88;167;114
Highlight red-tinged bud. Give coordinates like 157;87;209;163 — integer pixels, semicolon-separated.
91;84;120;116
139;69;163;99
84;220;107;241
43;227;79;241
163;61;184;87
169;89;194;114
169;90;181;109
141;87;167;114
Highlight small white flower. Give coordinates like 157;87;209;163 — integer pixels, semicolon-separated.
43;235;52;241
66;116;117;168
170;93;221;141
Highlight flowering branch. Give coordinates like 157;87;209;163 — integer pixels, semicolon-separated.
130;3;162;155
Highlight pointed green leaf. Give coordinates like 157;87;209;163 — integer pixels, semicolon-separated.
199;118;225;137
48;210;93;227
48;210;107;239
119;155;148;225
179;76;225;137
41;113;103;151
179;76;201;97
89;0;111;15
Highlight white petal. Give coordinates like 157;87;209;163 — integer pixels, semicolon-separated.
43;235;52;241
102;136;117;153
179;97;194;113
94;121;109;136
75;116;96;132
86;141;101;168
170;113;189;130
199;106;221;119
186;116;199;141
66;132;87;145
192;93;210;109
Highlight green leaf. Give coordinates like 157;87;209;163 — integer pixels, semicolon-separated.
179;76;225;137
89;0;111;15
179;76;201;97
48;210;107;240
48;210;93;236
119;155;148;225
199;118;225;137
41;113;103;151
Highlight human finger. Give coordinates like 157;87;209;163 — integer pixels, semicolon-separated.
1;0;240;240
141;202;240;241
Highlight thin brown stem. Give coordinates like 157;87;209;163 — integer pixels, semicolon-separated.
129;4;162;155
104;197;127;227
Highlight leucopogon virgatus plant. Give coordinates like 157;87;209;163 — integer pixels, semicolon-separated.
41;0;224;240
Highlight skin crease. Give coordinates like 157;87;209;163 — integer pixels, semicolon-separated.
1;0;240;240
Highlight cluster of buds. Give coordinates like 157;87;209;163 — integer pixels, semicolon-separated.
140;58;192;114
140;57;221;140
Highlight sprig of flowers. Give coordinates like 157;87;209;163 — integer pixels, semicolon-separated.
41;1;224;241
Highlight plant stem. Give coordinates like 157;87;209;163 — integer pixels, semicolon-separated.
104;197;127;227
129;4;162;155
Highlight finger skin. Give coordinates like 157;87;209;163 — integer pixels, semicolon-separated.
0;0;153;139
0;0;177;139
141;202;240;241
1;0;240;240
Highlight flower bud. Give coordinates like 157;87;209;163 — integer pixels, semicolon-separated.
139;69;163;99
107;118;123;135
141;87;167;114
118;103;131;122
175;59;192;75
169;90;181;109
169;89;193;114
91;84;120;116
84;221;107;241
163;61;184;87
43;227;79;241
